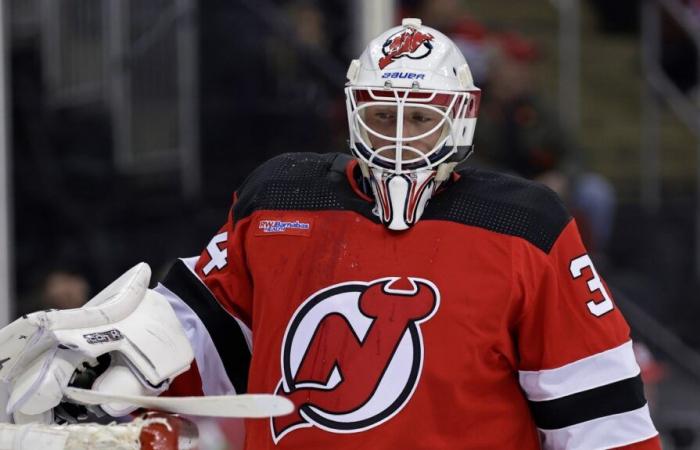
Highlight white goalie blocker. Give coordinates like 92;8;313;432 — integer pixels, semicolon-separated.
0;263;293;430
0;263;194;422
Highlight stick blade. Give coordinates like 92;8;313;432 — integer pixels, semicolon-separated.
64;387;294;418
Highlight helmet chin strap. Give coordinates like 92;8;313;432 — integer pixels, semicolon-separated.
364;164;438;231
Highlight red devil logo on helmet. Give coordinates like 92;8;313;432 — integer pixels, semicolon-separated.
271;277;440;443
378;28;435;70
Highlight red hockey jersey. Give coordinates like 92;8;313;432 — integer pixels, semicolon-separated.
160;152;660;449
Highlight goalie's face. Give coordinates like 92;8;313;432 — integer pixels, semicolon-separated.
346;86;476;175
363;104;446;157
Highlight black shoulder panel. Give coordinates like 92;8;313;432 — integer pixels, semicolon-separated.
233;154;570;253
233;152;376;221
423;167;572;254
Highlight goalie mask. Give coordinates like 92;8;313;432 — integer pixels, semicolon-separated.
345;18;480;230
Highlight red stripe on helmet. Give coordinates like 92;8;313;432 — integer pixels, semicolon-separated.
353;89;480;118
405;173;435;223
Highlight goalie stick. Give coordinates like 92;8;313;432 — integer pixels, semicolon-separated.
63;387;294;418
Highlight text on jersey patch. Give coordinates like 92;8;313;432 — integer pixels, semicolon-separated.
256;219;313;236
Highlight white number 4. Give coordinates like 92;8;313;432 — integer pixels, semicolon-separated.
569;254;614;317
202;232;228;275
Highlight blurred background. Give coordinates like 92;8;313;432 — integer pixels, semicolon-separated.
1;0;700;448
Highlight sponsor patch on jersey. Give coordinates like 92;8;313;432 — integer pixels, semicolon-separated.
256;218;313;237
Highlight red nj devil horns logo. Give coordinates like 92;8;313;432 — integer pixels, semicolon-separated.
271;277;440;443
378;29;435;70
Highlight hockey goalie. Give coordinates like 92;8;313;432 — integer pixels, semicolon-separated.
0;18;661;450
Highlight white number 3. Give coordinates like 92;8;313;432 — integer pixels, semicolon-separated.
569;254;614;317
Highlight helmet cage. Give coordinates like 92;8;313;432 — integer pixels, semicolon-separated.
345;86;480;173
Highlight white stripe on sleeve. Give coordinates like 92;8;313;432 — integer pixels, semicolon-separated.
519;340;640;401
180;256;253;350
155;283;237;396
538;404;658;450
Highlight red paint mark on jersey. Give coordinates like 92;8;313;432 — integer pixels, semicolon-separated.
379;30;434;70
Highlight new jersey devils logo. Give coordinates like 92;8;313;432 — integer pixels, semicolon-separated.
379;29;435;69
271;277;440;443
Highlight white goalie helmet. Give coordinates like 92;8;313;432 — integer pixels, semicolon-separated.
345;18;480;230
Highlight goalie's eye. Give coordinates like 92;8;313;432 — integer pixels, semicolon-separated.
373;111;396;122
408;111;434;123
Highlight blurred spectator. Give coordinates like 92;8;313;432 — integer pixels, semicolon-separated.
404;0;492;85
471;33;562;180
42;270;91;310
404;0;619;255
17;263;92;317
287;1;325;48
474;30;616;255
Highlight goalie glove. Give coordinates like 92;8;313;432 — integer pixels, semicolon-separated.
0;263;194;423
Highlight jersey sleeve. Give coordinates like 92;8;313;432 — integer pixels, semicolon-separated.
158;195;254;397
514;219;660;449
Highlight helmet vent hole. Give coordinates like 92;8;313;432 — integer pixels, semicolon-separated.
452;67;457;76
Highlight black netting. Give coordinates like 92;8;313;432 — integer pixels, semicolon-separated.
234;152;375;219
424;168;571;253
234;153;569;253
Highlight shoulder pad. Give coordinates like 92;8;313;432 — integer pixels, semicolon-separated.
424;167;572;253
233;152;373;221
